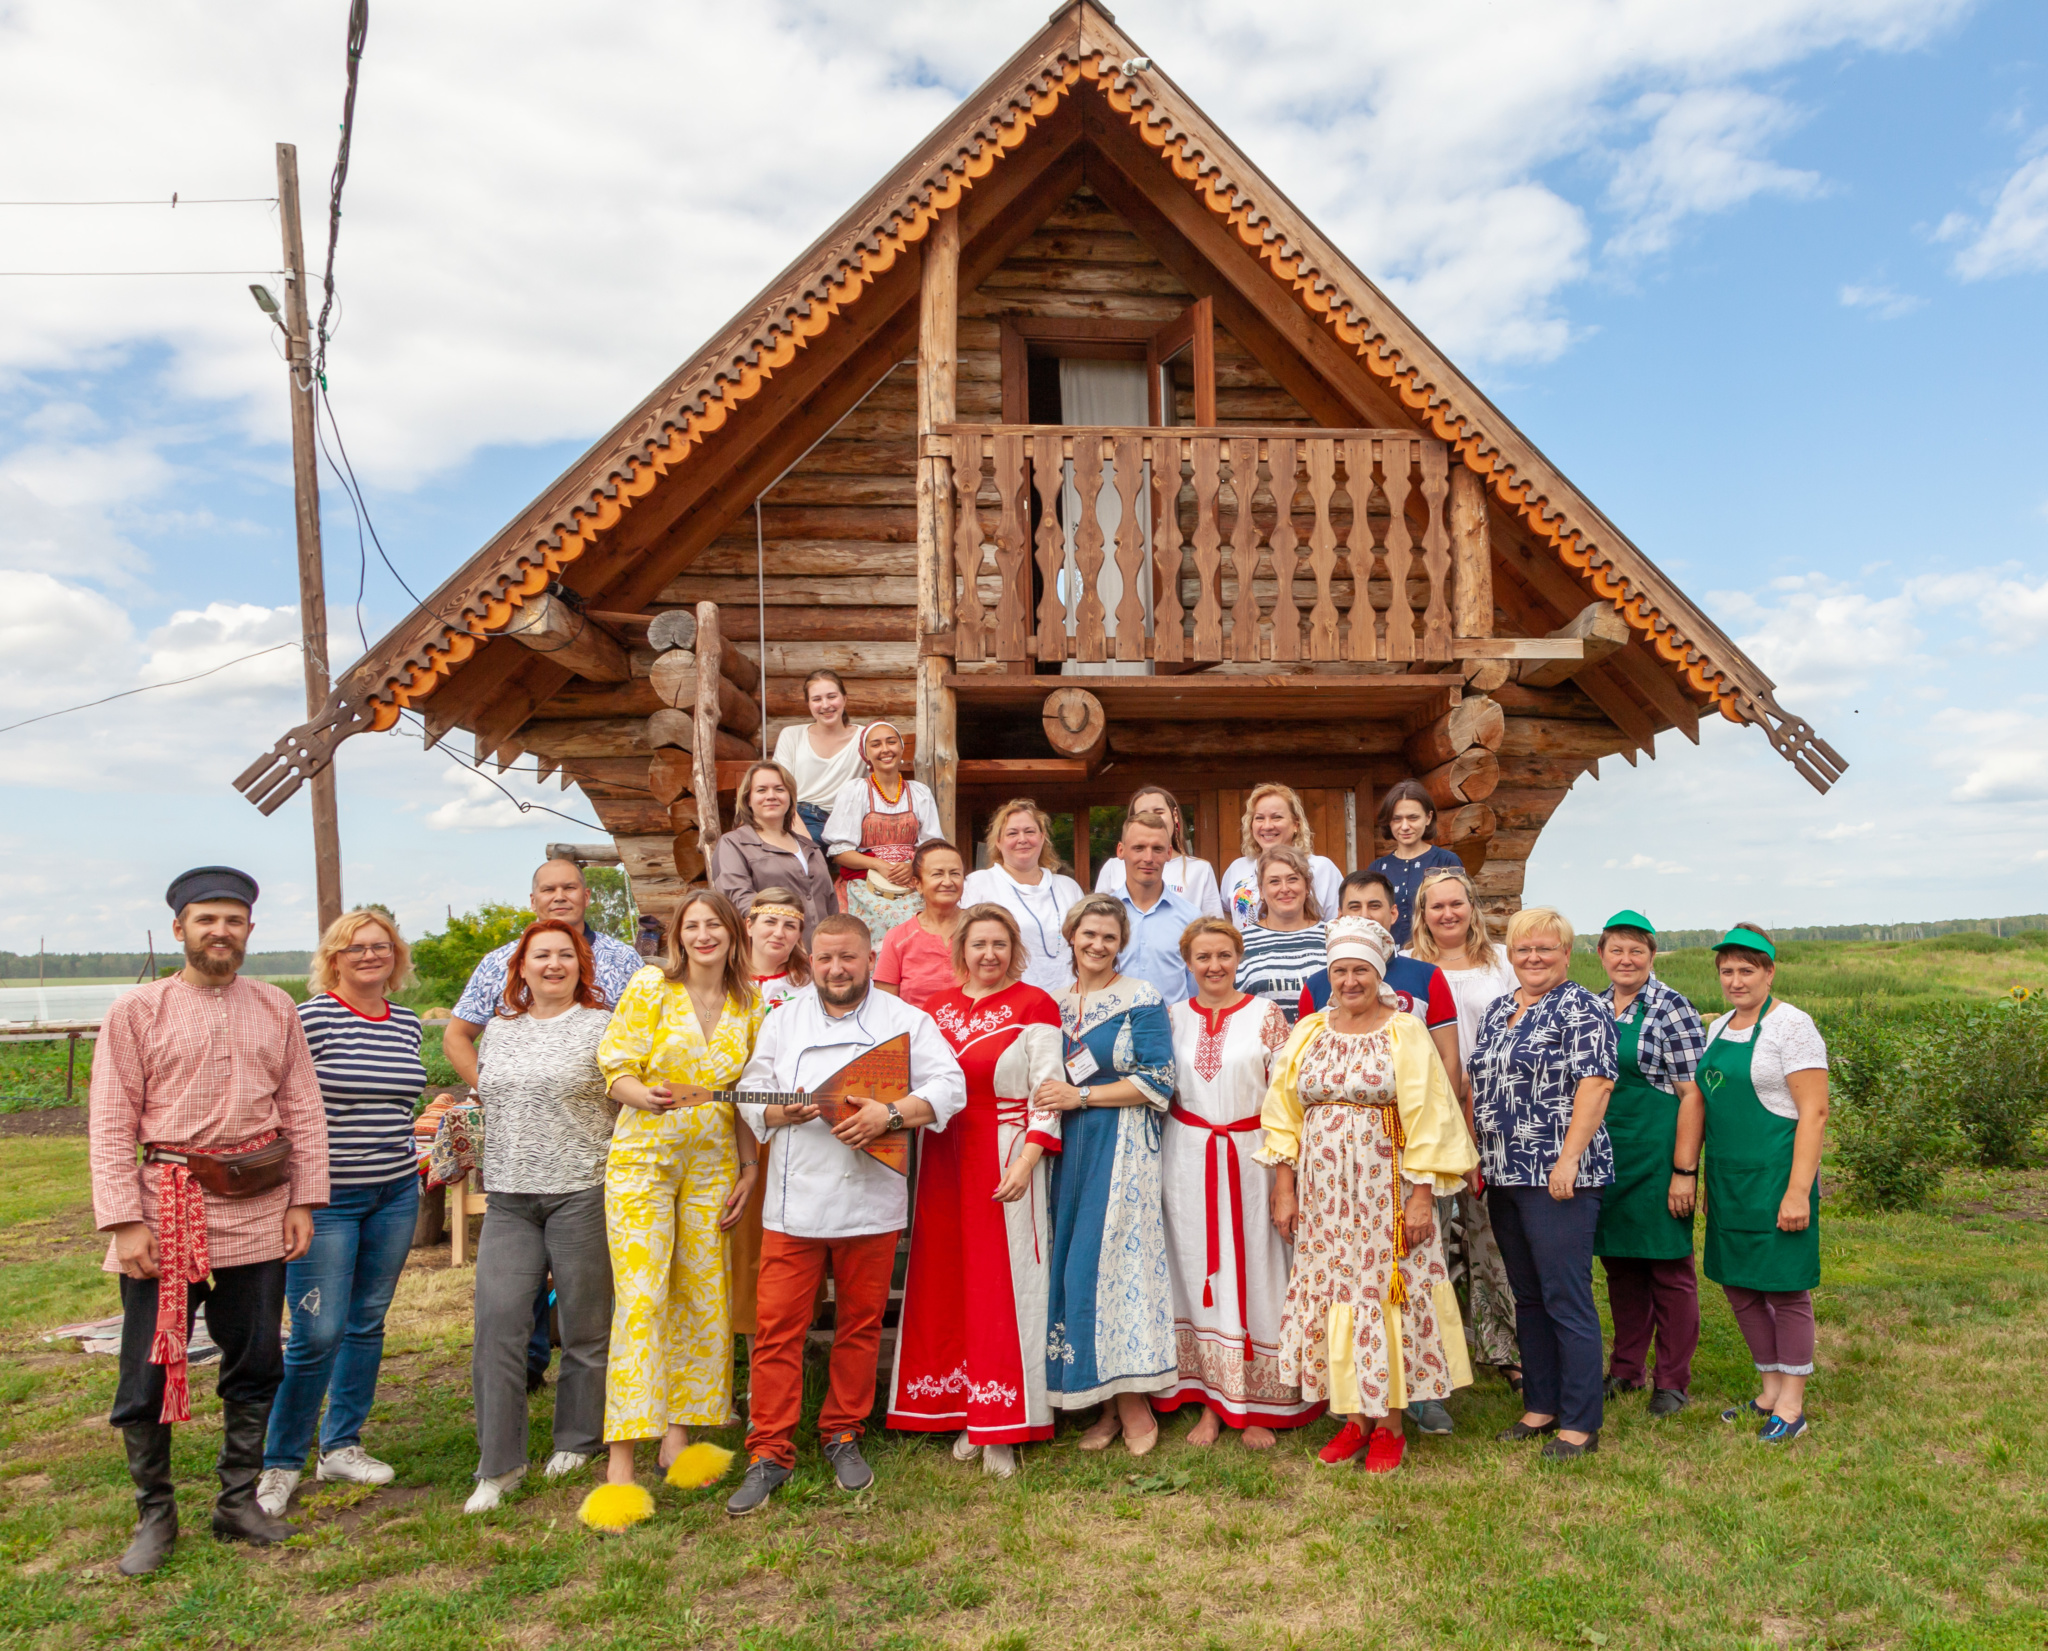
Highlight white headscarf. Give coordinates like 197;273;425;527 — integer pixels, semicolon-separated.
1326;915;1398;1006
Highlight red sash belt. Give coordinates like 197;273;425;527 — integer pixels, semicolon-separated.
148;1129;278;1422
1168;1103;1263;1361
994;1098;1046;1261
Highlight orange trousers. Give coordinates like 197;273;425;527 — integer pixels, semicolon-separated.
746;1226;897;1468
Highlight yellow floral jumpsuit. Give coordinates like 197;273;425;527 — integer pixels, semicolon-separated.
597;968;764;1440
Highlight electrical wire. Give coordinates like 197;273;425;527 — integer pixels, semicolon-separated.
313;0;369;389
0;643;300;738
0;268;286;277
388;710;610;831
0;196;275;206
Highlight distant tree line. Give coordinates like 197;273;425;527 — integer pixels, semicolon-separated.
1;951;314;979
1574;915;2048;952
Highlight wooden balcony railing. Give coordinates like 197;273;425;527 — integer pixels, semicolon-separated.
925;426;1457;667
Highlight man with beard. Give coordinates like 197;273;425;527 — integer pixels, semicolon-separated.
727;914;965;1515
89;867;329;1576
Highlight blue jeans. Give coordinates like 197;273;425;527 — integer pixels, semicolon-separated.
796;801;831;845
1491;1183;1606;1435
264;1174;419;1468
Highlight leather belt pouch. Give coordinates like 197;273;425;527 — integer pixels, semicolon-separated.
146;1137;294;1199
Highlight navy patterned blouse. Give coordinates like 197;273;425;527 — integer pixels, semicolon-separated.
1367;845;1467;946
1469;979;1619;1188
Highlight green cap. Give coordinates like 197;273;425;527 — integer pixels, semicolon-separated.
1712;927;1776;960
1602;909;1655;936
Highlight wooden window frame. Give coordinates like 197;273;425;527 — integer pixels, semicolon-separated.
998;299;1215;426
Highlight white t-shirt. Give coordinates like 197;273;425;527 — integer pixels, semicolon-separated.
1094;854;1224;920
1426;950;1519;1067
960;863;1087;996
1221;853;1344;932
1704;1003;1829;1120
771;723;868;808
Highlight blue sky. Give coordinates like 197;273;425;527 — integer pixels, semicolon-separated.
1;0;2043;954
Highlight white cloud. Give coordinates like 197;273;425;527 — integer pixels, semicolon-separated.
1605;852;1693;874
423;767;560;834
1926;707;2048;803
1839;282;1926;318
1975;573;2048;652
1606;88;1821;258
1949;151;2048;279
1811;820;1876;840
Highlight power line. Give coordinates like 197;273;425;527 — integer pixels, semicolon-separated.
0;196;276;206
390;711;610;832
0;268;286;277
0;642;300;738
313;0;369;388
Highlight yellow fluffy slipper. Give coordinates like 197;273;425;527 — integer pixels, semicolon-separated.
665;1441;736;1490
576;1481;655;1534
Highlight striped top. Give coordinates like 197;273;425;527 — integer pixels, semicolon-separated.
296;993;428;1187
1234;923;1328;1026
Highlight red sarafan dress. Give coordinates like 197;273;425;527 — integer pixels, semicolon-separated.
887;981;1064;1445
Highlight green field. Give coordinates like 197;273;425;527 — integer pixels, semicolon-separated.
1;1137;2042;1648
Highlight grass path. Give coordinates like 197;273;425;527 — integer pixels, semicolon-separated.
2;1142;2044;1650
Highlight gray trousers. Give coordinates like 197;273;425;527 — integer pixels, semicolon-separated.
472;1185;613;1477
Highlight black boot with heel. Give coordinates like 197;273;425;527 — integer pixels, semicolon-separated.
211;1402;293;1545
117;1422;178;1576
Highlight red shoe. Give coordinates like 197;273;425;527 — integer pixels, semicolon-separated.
1362;1426;1406;1474
1317;1420;1369;1467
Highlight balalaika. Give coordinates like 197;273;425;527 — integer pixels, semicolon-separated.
670;1033;914;1175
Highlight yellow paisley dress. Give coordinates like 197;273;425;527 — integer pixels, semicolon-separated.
597;966;764;1439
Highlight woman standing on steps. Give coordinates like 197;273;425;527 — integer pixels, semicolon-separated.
961;799;1087;995
1367;780;1467;948
463;922;618;1514
1094;785;1223;919
878;841;972;1010
770;669;866;845
1234;846;1328;1026
1035;896;1179;1455
824;721;942;948
709;761;837;941
1700;924;1829;1445
1408;866;1522;1389
1593;911;1707;1417
1220;783;1343;932
588;889;764;1526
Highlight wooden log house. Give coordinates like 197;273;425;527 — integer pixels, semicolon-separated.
237;4;1845;922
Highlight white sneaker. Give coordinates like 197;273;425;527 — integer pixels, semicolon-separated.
463;1467;525;1514
951;1429;979;1463
256;1467;301;1517
317;1446;396;1486
542;1451;590;1480
981;1443;1016;1479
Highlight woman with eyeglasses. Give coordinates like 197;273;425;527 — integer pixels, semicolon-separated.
1701;924;1829;1444
257;911;426;1517
1468;907;1617;1460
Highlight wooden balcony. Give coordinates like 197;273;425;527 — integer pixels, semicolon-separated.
924;424;1464;671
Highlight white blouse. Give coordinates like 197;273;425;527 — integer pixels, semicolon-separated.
960;863;1087;996
821;776;943;855
771;723;869;808
1704;1003;1829;1120
1220;853;1344;932
1094;854;1224;920
1429;950;1520;1067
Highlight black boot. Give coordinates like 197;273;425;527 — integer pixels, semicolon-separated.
212;1402;292;1545
117;1423;178;1576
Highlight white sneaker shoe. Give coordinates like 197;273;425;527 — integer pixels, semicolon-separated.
317;1446;396;1486
256;1467;301;1517
542;1451;590;1480
464;1467;525;1514
981;1443;1016;1479
951;1429;979;1463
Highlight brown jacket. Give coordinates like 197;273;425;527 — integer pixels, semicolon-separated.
708;825;838;941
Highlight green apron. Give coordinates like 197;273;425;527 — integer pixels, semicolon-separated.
1699;999;1820;1292
1593;1000;1695;1261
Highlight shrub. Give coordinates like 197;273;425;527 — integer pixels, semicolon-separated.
1827;1014;1955;1211
1936;992;2048;1169
410;903;530;1008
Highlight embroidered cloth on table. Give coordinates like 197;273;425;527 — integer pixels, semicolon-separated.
147;1129;277;1422
1166;1102;1262;1358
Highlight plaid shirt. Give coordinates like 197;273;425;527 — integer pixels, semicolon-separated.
1600;975;1707;1094
89;975;330;1270
452;926;644;1023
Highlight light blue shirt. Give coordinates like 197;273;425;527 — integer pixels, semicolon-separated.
1113;884;1198;1006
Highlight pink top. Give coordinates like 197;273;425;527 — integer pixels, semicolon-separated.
875;916;959;1011
89;974;330;1271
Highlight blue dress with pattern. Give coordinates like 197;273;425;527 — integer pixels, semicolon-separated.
1468;980;1619;1189
1045;978;1178;1408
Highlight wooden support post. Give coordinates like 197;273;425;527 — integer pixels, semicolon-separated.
1517;602;1629;688
1449;465;1493;645
916;208;961;842
693;602;722;852
275;143;342;933
503;591;632;682
1041;687;1108;767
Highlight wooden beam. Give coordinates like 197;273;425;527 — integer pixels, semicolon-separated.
1404;697;1505;770
1449;465;1493;643
693;602;723;845
948;671;1461;721
1418;748;1500;808
1041;687;1108;767
1518;602;1627;688
917;204;962;844
502;592;631;682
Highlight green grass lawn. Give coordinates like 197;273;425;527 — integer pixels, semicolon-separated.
2;1139;2044;1649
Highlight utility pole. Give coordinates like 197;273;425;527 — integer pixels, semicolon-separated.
275;142;343;934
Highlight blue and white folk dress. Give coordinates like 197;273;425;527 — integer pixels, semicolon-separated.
1044;976;1178;1408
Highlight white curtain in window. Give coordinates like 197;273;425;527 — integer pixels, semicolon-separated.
1057;359;1153;677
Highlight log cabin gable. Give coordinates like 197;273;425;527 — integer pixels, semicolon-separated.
236;1;1843;916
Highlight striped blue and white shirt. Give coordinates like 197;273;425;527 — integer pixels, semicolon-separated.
296;993;428;1187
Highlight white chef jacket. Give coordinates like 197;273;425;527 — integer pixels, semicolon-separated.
959;862;1086;996
734;985;966;1239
